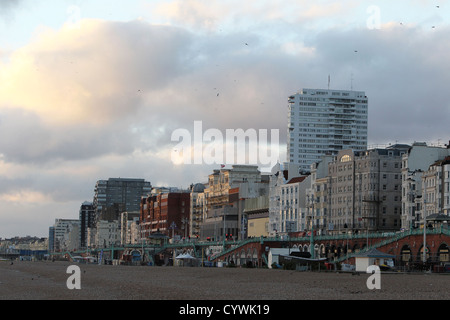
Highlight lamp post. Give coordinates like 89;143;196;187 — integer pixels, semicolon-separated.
284;205;292;254
423;216;427;264
423;194;427;264
307;195;315;259
344;223;349;263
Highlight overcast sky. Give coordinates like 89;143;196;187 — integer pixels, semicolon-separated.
1;0;449;238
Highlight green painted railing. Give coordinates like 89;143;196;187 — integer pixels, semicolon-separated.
51;227;450;263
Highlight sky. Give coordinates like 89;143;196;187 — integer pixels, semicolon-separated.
0;0;449;238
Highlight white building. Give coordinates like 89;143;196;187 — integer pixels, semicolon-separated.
268;162;304;236
287;88;368;172
307;155;334;235
401;142;450;229
52;219;80;252
422;155;450;218
119;212;140;245
96;220;120;248
279;176;310;234
190;183;207;239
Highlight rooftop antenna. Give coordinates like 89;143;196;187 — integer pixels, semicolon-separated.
328;75;330;90
350;73;354;91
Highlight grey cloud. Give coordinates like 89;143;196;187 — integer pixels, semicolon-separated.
2;20;449;167
0;108;138;164
0;0;22;20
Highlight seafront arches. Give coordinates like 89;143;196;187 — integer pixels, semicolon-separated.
438;243;449;262
239;249;246;266
400;245;412;265
209;230;450;268
418;245;430;261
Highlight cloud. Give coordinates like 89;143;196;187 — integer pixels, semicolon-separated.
1;9;449;237
0;0;23;24
0;0;22;13
2;18;449;165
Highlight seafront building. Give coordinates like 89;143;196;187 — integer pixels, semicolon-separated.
79;201;95;249
189;183;207;239
244;195;270;237
43;140;450;253
51;219;80;252
92;178;152;225
287;88;368;173
401;142;450;229
201;165;268;241
279;175;309;234
140;190;191;241
325;145;410;235
268;162;302;236
306;155;334;235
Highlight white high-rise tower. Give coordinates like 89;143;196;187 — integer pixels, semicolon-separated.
287;88;368;172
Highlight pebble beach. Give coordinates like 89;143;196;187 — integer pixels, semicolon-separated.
1;260;449;300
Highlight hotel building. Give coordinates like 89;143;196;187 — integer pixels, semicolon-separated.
287;88;368;173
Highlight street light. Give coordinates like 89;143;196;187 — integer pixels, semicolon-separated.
423;195;427;264
307;195;315;259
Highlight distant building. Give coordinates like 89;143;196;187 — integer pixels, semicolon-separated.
119;211;140;245
287;88;368;173
244;195;269;237
79;201;94;249
401;141;450;229
201;165;268;241
326;145;410;234
96;220;120;248
268;162;304;236
93;178;152;224
52;219;80;252
279;176;309;234
140;191;191;240
308;155;334;235
189;183;207;239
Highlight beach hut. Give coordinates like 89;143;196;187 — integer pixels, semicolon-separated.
355;248;396;272
175;253;198;267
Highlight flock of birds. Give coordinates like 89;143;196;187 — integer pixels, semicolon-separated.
400;4;441;29
134;4;443;99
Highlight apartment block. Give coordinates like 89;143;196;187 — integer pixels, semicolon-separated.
140;192;191;240
326;146;409;234
79;201;95;249
189;183;207;239
93;178;152;224
287;88;368;172
401;142;450;229
201;165;267;241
